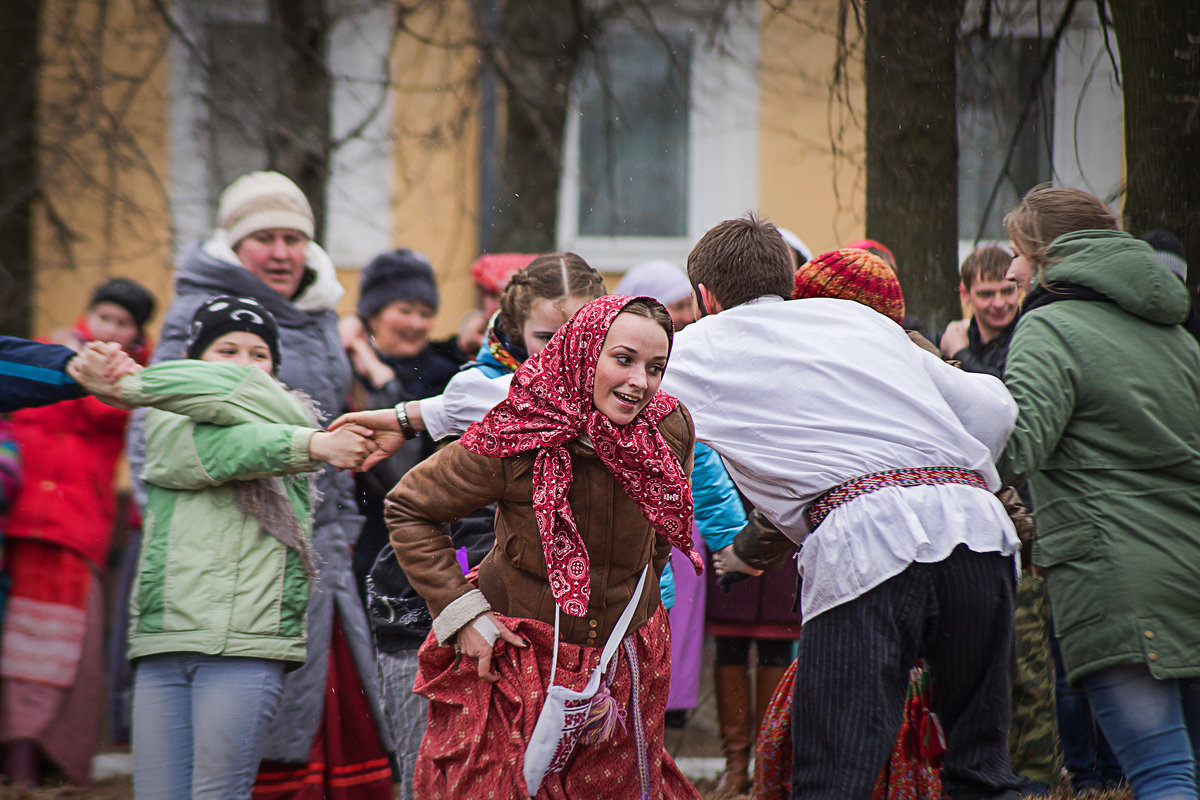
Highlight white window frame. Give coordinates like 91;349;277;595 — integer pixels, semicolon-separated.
166;0;394;268
957;0;1122;264
556;1;760;274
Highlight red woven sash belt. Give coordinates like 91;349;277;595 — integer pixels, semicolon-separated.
805;466;989;531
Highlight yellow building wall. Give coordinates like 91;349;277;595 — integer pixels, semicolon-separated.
31;0;172;339
33;0;483;343
30;1;865;342
758;0;865;257
340;0;483;339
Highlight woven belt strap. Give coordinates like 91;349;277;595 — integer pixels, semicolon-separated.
805;466;989;531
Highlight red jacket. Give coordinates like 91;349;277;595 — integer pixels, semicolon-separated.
7;394;130;568
6;322;150;567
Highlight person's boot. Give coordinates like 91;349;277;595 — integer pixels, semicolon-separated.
2;740;42;785
714;664;752;797
754;664;790;743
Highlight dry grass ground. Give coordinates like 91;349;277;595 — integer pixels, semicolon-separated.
686;779;1133;800
0;776;1136;800
0;779;132;800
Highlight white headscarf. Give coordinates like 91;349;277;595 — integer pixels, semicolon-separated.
615;260;691;306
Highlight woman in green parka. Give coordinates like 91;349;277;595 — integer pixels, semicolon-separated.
997;186;1200;800
75;296;379;800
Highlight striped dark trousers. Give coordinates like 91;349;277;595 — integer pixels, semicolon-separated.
790;544;1024;799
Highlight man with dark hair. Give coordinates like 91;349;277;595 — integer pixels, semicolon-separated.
940;246;1060;796
939;246;1021;377
686;213;795;313
665;214;1023;799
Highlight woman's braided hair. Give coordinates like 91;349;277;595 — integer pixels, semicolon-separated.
497;252;607;334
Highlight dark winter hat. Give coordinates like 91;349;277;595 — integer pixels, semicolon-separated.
185;295;282;371
356;249;439;321
1139;229;1187;283
90;277;156;328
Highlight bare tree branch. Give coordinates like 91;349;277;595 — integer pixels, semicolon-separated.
972;0;1080;244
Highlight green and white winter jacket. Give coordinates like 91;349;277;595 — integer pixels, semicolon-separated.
116;360;322;665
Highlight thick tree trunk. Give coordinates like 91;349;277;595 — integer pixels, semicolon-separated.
269;0;332;239
1108;0;1200;294
864;0;964;330
0;0;39;337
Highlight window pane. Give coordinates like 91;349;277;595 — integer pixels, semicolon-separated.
958;36;1055;241
206;21;276;218
577;31;690;238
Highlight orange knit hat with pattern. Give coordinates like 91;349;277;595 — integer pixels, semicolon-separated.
792;248;906;325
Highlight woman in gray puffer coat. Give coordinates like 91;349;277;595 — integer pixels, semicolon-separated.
127;172;394;799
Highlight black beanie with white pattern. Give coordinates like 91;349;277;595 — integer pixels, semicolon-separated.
185;295;282;372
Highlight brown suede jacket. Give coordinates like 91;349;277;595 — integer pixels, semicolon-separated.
384;404;695;648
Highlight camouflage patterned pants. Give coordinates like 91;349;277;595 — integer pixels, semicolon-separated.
1008;572;1062;786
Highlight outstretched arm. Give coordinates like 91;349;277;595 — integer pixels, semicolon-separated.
143;416;378;490
0;336;86;411
330;367;515;470
78;358;317;428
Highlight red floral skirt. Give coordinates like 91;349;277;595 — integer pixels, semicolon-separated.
413;605;700;799
754;660;946;800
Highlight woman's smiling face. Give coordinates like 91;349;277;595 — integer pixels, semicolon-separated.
591;311;670;426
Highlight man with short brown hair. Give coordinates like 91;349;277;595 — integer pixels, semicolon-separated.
666;214;1023;799
939;246;1021;377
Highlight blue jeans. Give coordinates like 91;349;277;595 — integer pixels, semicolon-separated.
1049;623;1123;789
132;653;286;800
1082;664;1200;800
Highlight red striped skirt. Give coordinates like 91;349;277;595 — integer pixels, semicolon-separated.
253;619;393;799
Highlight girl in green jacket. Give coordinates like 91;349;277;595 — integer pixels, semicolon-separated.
76;295;378;800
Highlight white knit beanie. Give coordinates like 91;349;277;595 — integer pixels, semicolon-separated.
218;171;315;247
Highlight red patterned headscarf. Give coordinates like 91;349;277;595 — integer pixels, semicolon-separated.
458;295;701;617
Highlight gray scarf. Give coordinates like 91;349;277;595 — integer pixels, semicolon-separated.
232;387;324;582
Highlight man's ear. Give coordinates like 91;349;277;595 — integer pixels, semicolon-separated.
958;282;969;303
696;284;723;317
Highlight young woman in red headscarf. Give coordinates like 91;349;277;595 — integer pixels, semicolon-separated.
383;295;703;799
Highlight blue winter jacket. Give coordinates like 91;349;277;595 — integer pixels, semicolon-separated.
0;337;86;412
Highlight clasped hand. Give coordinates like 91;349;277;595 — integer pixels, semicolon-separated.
308;424;381;471
327;409;408;471
67;342;143;406
712;544;763;578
